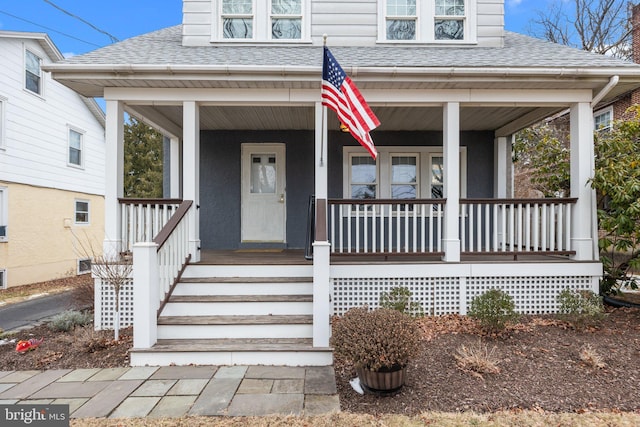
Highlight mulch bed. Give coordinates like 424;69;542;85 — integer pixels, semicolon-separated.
1;304;640;415
335;307;640;415
0;324;131;370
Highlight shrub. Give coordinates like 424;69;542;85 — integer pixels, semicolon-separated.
379;286;424;317
454;340;501;378
557;289;604;329
579;344;606;369
48;310;93;332
331;307;422;371
468;289;518;334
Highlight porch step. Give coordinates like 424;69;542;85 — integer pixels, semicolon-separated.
130;338;333;367
130;265;332;366
158;315;313;325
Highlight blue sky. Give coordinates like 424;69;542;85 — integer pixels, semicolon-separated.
0;0;542;57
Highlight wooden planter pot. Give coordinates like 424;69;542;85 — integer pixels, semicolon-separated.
356;365;407;395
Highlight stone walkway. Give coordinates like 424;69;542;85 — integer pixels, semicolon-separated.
0;365;340;418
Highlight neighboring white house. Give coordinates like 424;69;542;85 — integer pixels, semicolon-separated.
0;31;105;289
47;0;640;367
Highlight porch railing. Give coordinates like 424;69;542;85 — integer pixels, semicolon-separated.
328;199;447;256
459;198;577;256
153;200;193;315
119;198;182;253
133;199;193;349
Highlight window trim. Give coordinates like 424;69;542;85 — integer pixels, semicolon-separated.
0;186;7;242
211;0;311;43
74;199;90;225
594;106;613;131
0;269;6;290
343;145;467;201
378;0;477;44
68;126;85;168
24;48;44;97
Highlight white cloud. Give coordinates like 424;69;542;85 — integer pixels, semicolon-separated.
507;0;523;6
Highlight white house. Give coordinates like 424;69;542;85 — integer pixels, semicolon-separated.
47;0;640;367
0;31;105;289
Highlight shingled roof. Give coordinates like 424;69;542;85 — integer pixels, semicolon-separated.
57;25;640;70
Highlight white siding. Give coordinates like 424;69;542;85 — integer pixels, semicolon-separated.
0;37;105;196
477;0;504;47
182;0;214;46
183;0;504;47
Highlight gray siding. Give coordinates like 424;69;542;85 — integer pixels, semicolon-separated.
199;129;493;250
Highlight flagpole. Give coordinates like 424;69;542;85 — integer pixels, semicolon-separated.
320;34;327;167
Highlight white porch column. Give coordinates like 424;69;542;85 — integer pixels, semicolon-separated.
313;101;331;348
570;102;596;260
494;136;509;198
442;102;461;262
183;101;201;262
170;136;181;199
104;100;125;258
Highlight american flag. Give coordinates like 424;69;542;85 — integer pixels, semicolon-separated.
322;47;380;159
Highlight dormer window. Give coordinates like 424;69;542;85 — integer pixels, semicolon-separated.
271;0;302;40
222;0;254;39
379;0;476;43
386;0;417;41
435;0;465;40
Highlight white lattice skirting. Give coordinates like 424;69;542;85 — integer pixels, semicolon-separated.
331;262;602;316
94;278;134;330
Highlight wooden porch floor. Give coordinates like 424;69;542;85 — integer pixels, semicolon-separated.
197;250;580;265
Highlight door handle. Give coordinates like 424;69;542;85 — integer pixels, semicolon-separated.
279;194;285;203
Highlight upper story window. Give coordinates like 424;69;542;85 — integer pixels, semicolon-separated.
594;108;612;131
215;0;308;42
68;128;84;167
435;0;465;40
222;0;254;39
380;0;475;43
386;0;417;41
25;50;42;95
271;0;302;39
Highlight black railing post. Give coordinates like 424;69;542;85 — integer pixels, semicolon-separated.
304;195;316;260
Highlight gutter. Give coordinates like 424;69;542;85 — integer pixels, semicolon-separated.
43;63;640;80
591;75;619;107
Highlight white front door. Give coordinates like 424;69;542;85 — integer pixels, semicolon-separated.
241;143;286;242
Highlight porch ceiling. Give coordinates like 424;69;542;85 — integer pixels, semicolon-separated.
129;104;563;134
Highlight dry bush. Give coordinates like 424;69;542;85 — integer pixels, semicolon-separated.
579;344;606;369
72;275;95;310
72;326;114;353
454;340;501;379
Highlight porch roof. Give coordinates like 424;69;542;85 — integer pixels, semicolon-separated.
46;25;640;100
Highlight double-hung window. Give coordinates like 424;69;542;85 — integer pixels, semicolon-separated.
68;128;83;167
434;0;465;40
271;0;302;40
222;0;254;39
594;108;612;131
380;0;474;43
350;155;378;200
386;0;417;41
75;200;89;224
391;155;418;199
25;50;42;95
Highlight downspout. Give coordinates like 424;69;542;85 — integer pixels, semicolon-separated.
590;75;619;261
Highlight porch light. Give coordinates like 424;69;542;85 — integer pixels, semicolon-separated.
340;122;350;133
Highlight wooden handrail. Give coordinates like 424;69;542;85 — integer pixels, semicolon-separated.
329;198;447;205
460;198;578;204
153;200;193;250
119;198;183;205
